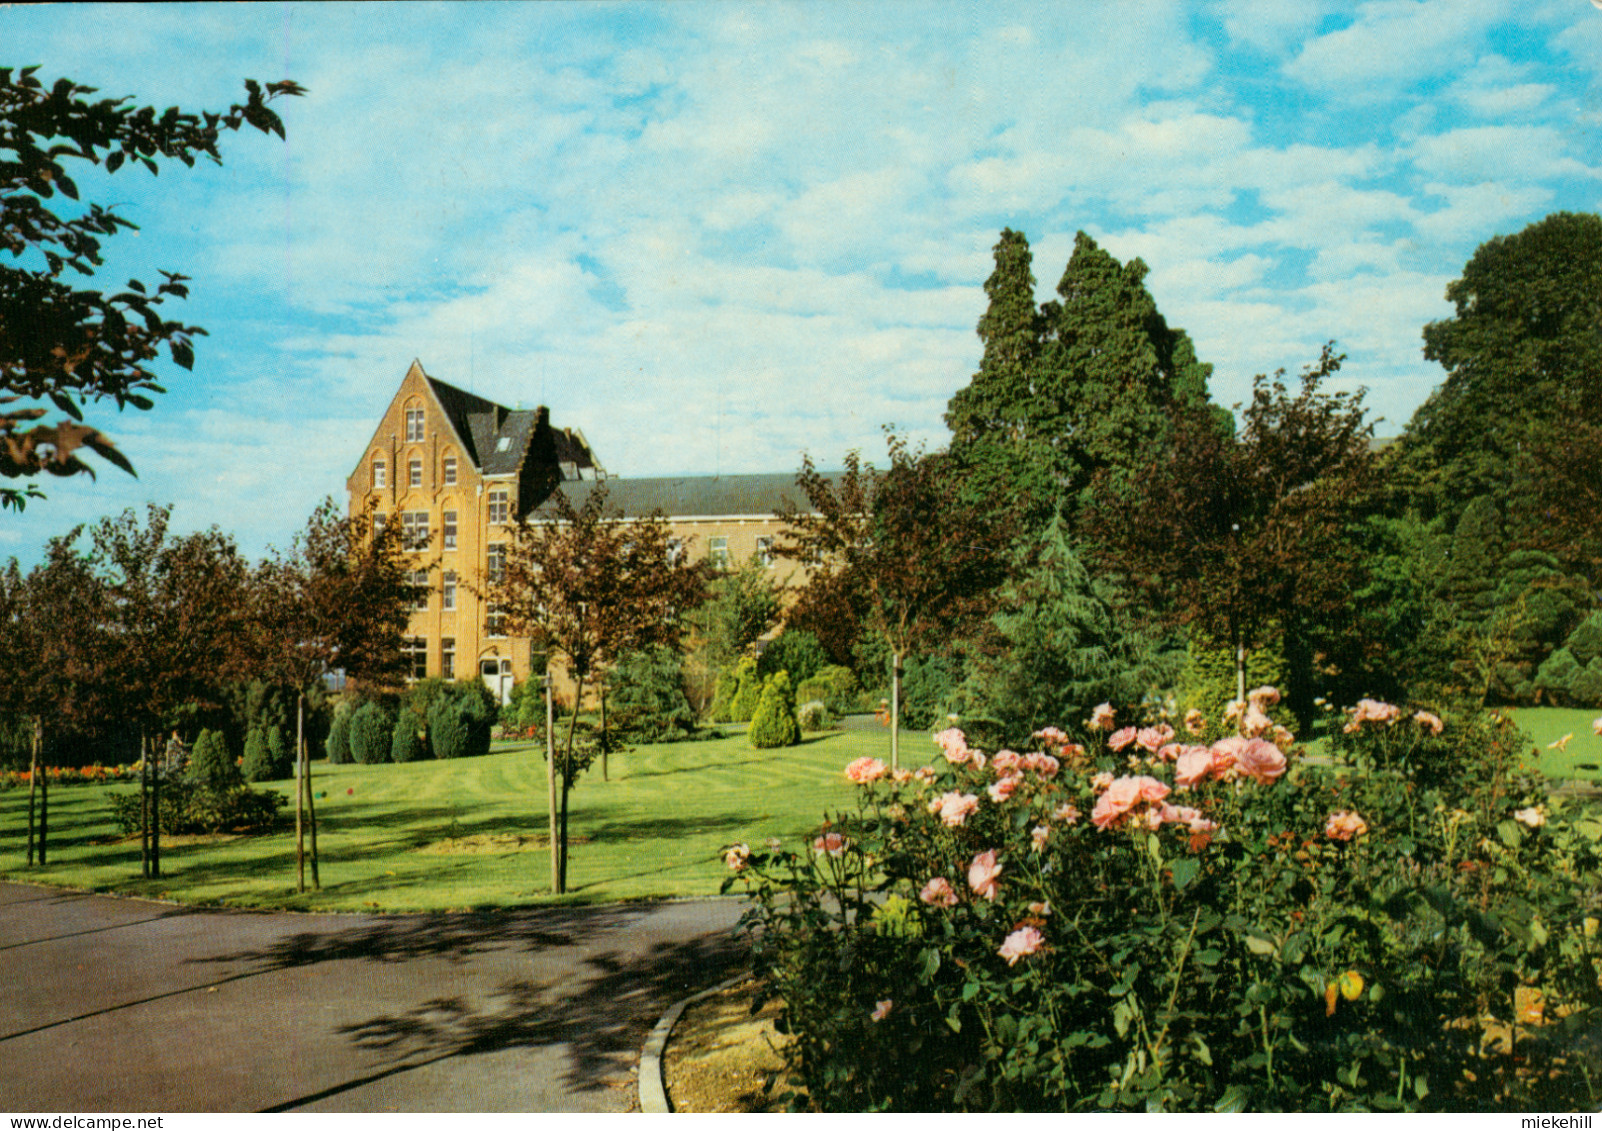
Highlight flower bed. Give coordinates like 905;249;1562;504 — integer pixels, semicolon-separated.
726;693;1602;1111
0;764;139;791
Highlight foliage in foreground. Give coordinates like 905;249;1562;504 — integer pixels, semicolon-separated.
109;777;284;836
729;695;1602;1111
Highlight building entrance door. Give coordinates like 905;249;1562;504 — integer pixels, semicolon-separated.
481;658;513;706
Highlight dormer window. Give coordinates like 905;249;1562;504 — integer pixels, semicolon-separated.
406;407;425;443
496;436;511;452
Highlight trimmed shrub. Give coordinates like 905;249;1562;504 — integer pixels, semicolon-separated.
266;726;290;778
758;629;829;686
900;654;963;730
796;664;860;717
798;699;832;732
708;664;743;724
1178;631;1290;724
348;701;393;765
428;697;471;760
609;645;697;743
727;656;762;723
110;779;283;836
391;716;426;763
749;671;800;749
1535;647;1582;704
326;703;353;765
241;727;272;783
188;728;239;789
1562;611;1602;666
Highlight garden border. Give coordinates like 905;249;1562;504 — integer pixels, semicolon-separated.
638;970;747;1113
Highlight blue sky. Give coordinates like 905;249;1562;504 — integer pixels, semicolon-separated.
5;1;1601;565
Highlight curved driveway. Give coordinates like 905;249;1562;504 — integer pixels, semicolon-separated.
0;882;746;1112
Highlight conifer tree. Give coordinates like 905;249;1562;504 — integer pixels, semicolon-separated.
241;727;271;782
748;671;800;749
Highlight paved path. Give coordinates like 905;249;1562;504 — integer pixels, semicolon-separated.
0;882;746;1113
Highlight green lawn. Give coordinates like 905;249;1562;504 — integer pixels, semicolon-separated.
1508;706;1602;781
0;724;894;912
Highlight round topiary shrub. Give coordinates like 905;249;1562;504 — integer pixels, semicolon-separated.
188;728;239;788
749;671;800;749
427;697;471;759
266;726;291;777
757;629;829;686
326;703;353;765
390;716;426;763
348;701;393;765
727;656;762;723
708;665;743;724
1569;657;1602;707
796;664;860;717
241;727;273;782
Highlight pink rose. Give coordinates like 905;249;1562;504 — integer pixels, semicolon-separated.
1413;711;1443;735
1023;751;1061;777
1136;725;1175;753
1247;685;1281;709
1028;900;1052;917
1053;802;1080;824
919;876;958;906
1210;735;1247;777
991;749;1022;772
1030;825;1050;852
871;999;893;1022
1174;746;1213;788
1236;738;1287;785
1091;775;1168;829
914;765;937;784
1325;810;1368;842
935;791;980;827
813;831;848;856
724;843;751;871
1033;726;1068;747
1241;705;1273;738
998;925;1044;966
935;727;972;765
987;775;1022;804
891;768;914;784
1156;743;1184;763
1271;725;1296;748
1158;803;1217;833
1183;708;1207;736
1593;716;1602;737
1087;703;1116;731
968;850;1002;901
1108;726;1138;751
845;756;887;784
1091;771;1115;791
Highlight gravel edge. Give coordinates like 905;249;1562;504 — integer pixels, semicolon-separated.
638;972;748;1113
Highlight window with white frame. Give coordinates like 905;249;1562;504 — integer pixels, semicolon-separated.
405;406;425;443
443;456;457;486
666;537;684;566
401;511;430;548
372;458;386;489
485;605;506;637
442;571;456;610
373;513;387;534
708;536;730;570
443;510;458;550
402;636;428;680
755;535;774;567
488;488;509;525
441;638;455;679
487;542;506;583
408;569;429;610
409;458;422;488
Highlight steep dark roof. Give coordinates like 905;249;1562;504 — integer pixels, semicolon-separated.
424;376;507;469
470;408;539;476
534;472;834;519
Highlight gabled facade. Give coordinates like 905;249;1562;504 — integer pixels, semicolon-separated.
346;360;602;701
349;362;826;706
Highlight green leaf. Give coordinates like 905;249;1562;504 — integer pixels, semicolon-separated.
1498;819;1523;849
1170;856;1199;891
1113;997;1136;1038
1213;1084;1251;1113
919;946;940;983
1243;933;1278;958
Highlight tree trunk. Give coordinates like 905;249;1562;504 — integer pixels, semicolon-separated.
300;693;320;891
546;670;558;895
1235;626;1247;708
26;716;39;867
599;684;609;782
890;648;903;772
295;698;306;893
37;736;48;866
558;670;585;896
150;732;161;879
140;732;150;877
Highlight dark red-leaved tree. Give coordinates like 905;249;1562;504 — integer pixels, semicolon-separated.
780;434;1014;769
251;498;419;892
1091;346;1375;723
482;483;709;895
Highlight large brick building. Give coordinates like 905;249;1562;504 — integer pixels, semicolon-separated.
348;361;817;702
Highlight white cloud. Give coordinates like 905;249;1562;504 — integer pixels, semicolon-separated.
1286;0;1512;96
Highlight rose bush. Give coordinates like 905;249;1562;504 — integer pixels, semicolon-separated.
727;699;1602;1111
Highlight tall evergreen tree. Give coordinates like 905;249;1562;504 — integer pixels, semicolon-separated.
957;515;1156;748
1402;211;1602;524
